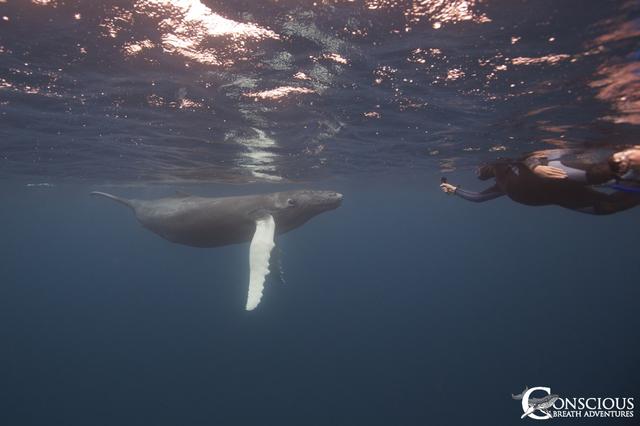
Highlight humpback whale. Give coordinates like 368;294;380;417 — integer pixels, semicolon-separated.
91;190;343;310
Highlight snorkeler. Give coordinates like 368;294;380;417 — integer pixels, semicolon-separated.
440;148;640;215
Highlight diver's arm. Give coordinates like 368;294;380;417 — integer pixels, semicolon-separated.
524;150;570;179
523;155;547;171
453;185;505;202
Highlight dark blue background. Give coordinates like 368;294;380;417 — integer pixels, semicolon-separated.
1;179;638;425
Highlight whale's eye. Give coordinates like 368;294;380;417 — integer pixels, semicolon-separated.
287;198;296;206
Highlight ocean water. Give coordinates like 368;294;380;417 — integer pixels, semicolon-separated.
1;1;640;425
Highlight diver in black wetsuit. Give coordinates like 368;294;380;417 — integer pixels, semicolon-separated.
440;148;640;215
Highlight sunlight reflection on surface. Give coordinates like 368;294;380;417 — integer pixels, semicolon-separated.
244;87;316;101
132;0;280;66
364;0;490;27
1;0;639;182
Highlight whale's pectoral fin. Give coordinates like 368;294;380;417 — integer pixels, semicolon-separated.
521;406;535;419
246;214;276;311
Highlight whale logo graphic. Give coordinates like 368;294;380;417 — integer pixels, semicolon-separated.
512;386;560;420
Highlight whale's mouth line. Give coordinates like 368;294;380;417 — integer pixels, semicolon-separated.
323;192;343;209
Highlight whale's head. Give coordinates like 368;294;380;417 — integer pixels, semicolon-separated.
271;190;343;231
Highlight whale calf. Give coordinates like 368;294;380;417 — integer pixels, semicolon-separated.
91;190;343;310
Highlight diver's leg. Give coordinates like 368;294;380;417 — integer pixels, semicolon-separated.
570;190;640;215
592;191;640;215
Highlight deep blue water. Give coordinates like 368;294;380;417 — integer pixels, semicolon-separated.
1;180;639;425
2;1;640;425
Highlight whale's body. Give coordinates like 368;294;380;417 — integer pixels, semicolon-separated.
92;190;342;309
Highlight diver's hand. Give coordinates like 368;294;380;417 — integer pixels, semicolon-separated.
440;183;458;194
532;165;568;179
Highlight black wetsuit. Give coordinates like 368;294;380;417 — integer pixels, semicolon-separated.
454;151;640;215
